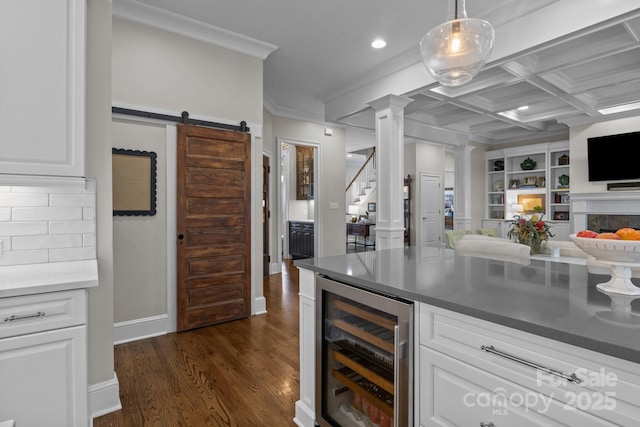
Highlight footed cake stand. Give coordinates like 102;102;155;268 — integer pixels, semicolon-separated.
570;235;640;296
593;260;640;295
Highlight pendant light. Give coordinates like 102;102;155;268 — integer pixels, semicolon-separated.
419;0;494;86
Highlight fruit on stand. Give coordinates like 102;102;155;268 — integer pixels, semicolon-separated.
576;228;640;240
616;227;640;240
596;232;620;240
576;230;599;238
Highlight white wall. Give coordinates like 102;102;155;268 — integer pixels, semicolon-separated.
404;141;445;245
270;115;346;258
112;19;262;124
112;120;167;323
111;17;265;332
570;116;640;194
86;0;116;404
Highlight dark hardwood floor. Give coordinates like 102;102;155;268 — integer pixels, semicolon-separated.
94;260;300;427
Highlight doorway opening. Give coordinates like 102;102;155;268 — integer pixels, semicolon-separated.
278;139;319;264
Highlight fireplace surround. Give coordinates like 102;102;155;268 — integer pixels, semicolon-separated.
571;192;640;234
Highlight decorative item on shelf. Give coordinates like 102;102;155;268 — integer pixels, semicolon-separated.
558;154;569;165
507;214;554;255
561;193;570;204
509;179;520;189
493;159;504;171
558;174;570;188
537;177;546;188
520;157;536;170
522;176;537;187
419;0;495;87
493;179;504;191
553;211;569;220
491;210;504;219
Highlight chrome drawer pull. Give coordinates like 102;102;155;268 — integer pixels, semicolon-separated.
4;311;46;322
480;423;494;427
481;345;581;384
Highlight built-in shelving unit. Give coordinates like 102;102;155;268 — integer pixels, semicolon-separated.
484;142;570;239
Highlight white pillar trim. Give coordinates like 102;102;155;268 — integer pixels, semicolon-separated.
368;95;413;250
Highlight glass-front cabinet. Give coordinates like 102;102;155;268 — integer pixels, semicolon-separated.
316;276;413;427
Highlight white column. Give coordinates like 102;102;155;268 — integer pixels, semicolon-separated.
453;145;475;231
368;95;413;250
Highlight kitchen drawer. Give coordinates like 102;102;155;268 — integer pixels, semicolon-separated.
418;303;640;426
0;289;86;339
420;346;616;427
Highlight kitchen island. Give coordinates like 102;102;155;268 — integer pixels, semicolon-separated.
293;247;640;426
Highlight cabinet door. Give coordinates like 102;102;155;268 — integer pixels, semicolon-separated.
0;0;85;177
0;325;88;427
419;346;613;427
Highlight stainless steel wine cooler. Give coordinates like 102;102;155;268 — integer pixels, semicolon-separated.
316;276;413;427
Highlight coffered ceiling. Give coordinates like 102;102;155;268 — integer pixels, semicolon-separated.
116;0;640;147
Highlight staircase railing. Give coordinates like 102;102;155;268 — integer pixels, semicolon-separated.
346;147;376;197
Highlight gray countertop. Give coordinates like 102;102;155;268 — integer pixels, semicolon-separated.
295;247;640;363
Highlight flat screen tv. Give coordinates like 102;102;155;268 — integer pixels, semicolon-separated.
587;130;640;182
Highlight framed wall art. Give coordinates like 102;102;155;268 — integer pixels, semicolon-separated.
112;148;157;216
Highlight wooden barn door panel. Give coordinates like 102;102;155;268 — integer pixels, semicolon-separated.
177;124;251;331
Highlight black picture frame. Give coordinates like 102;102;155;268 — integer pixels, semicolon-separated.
112;148;157;216
367;202;376;212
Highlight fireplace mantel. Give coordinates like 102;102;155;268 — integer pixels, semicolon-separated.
571;191;640;232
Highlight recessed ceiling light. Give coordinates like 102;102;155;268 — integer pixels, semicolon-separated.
371;39;386;49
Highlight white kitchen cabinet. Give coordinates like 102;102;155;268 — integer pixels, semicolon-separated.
0;289;88;426
416;303;640;427
0;0;85;180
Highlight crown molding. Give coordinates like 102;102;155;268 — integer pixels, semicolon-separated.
113;0;277;60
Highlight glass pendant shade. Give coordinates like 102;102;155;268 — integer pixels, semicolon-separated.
419;0;494;86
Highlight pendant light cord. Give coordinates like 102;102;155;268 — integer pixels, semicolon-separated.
455;0;458;19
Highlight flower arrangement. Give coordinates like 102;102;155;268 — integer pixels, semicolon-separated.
507;214;554;255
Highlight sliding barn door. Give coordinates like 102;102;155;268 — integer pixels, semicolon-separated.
177;124;251;331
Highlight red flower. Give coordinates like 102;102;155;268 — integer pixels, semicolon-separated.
535;221;544;231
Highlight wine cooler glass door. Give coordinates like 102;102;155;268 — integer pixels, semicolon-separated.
316;277;413;427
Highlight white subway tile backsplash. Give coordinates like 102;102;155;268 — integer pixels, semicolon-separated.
11;185;83;194
0;181;96;266
0;193;49;207
13;234;82;250
0;250;49;266
83;233;96;247
13;206;83;221
83;207;95;220
50;193;96;207
0;222;48;236
0;237;11;251
50;220;95;234
50;246;96;262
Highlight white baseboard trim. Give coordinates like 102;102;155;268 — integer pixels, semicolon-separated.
254;296;267;315
269;261;280;275
294;400;316;427
90;371;122;420
113;314;168;345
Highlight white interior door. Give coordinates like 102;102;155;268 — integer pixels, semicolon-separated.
420;173;442;247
